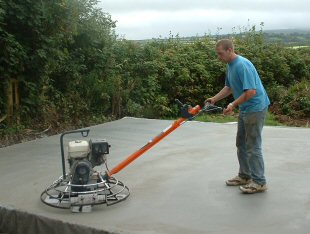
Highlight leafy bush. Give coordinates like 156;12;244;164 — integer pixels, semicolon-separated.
279;80;310;118
1;0;310;141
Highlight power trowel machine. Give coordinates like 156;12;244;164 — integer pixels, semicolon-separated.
40;100;222;212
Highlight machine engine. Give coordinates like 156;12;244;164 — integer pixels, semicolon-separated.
40;129;130;213
67;139;110;192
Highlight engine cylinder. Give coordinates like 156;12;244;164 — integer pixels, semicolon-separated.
71;159;93;192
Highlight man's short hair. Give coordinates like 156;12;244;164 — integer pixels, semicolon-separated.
216;39;234;51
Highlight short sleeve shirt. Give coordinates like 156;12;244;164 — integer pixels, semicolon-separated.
225;55;270;112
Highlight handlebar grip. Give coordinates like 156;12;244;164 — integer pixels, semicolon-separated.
203;104;223;113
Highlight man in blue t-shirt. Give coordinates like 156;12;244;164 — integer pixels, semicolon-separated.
206;39;270;194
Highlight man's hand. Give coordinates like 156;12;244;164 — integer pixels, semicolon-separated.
205;97;215;105
223;103;234;115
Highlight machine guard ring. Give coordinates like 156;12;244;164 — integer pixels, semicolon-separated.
40;173;130;209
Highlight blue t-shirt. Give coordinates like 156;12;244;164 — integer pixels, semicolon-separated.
225;55;270;113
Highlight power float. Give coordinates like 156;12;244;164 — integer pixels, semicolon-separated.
40;100;222;212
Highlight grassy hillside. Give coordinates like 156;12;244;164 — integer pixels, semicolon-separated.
134;29;310;47
263;29;310;46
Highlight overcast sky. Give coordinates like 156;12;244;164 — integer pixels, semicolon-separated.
98;0;310;40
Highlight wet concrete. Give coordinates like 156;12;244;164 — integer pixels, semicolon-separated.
0;117;310;234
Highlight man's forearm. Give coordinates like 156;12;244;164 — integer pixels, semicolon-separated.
213;86;232;102
231;89;256;107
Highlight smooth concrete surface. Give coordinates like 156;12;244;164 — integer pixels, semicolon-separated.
0;117;310;234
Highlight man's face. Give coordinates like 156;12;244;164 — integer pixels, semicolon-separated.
216;45;232;63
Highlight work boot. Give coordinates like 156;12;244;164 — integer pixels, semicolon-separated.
239;181;268;194
226;175;251;186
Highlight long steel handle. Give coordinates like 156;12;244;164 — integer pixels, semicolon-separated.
107;105;201;177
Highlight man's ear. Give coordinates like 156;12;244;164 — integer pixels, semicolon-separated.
227;47;233;54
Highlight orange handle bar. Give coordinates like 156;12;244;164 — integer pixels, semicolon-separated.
107;105;201;177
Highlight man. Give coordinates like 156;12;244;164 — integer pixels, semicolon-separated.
206;39;270;194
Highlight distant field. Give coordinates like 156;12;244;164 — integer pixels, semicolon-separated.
290;45;310;49
135;29;310;47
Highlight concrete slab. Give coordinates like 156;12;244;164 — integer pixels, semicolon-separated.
1;117;310;234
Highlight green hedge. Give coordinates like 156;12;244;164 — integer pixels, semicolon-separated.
1;1;309;135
